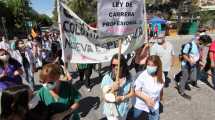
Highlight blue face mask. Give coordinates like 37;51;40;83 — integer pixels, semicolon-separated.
146;66;157;75
44;82;57;90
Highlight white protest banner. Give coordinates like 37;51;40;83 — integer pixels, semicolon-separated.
59;2;145;63
98;0;143;38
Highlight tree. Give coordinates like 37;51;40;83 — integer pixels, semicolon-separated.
37;14;53;26
52;0;97;24
67;0;96;23
52;0;58;23
0;0;53;38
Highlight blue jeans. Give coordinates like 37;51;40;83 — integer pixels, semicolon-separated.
126;107;148;120
149;109;160;120
211;68;215;88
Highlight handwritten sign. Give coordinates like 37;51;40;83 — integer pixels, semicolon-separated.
59;2;145;63
98;0;143;38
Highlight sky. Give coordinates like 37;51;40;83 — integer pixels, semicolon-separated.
31;0;54;17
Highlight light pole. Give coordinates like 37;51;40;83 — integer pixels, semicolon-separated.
1;17;8;40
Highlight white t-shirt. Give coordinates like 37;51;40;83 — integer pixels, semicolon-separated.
150;41;174;71
133;70;164;112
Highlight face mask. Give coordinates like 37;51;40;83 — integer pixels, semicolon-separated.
146;66;157;75
0;55;9;62
2;37;6;42
157;39;164;44
43;82;57;90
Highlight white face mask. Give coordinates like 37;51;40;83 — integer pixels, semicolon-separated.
0;55;9;62
43;82;57;90
157;39;164;44
2;37;6;42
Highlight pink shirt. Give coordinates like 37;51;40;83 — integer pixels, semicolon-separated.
154;25;158;32
209;41;215;61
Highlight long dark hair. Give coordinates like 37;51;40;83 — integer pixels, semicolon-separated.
146;55;164;84
110;54;130;80
15;39;24;50
0;85;30;120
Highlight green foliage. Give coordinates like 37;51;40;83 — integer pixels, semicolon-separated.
0;0;53;38
37;14;53;26
52;0;58;23
67;0;96;23
52;0;97;24
199;10;215;24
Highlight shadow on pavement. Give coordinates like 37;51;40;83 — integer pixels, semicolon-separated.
159;102;164;114
73;76;102;90
99;117;107;120
73;66;110;90
73;80;83;90
198;70;214;89
78;96;100;118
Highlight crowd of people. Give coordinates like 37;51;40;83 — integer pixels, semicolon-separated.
0;28;214;120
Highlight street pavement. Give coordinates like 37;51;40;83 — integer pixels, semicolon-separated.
34;35;215;120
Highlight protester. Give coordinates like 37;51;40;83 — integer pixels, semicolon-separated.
197;35;212;81
178;35;200;98
101;54;134;120
154;24;159;38
127;55;164;120
199;35;212;70
31;37;43;71
0;49;23;91
14;39;36;90
42;33;51;51
0;85;32;120
209;38;215;89
148;24;154;38
37;63;81;120
133;43;150;73
150;35;174;87
44;40;63;66
77;64;93;91
10;36;19;50
0;84;49;120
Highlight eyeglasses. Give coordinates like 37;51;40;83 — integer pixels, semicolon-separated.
111;64;118;68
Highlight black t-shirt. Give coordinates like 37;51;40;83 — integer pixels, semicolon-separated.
21;52;30;68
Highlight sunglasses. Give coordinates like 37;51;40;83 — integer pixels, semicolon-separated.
111;64;123;68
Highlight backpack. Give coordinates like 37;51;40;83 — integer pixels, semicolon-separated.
179;42;192;61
